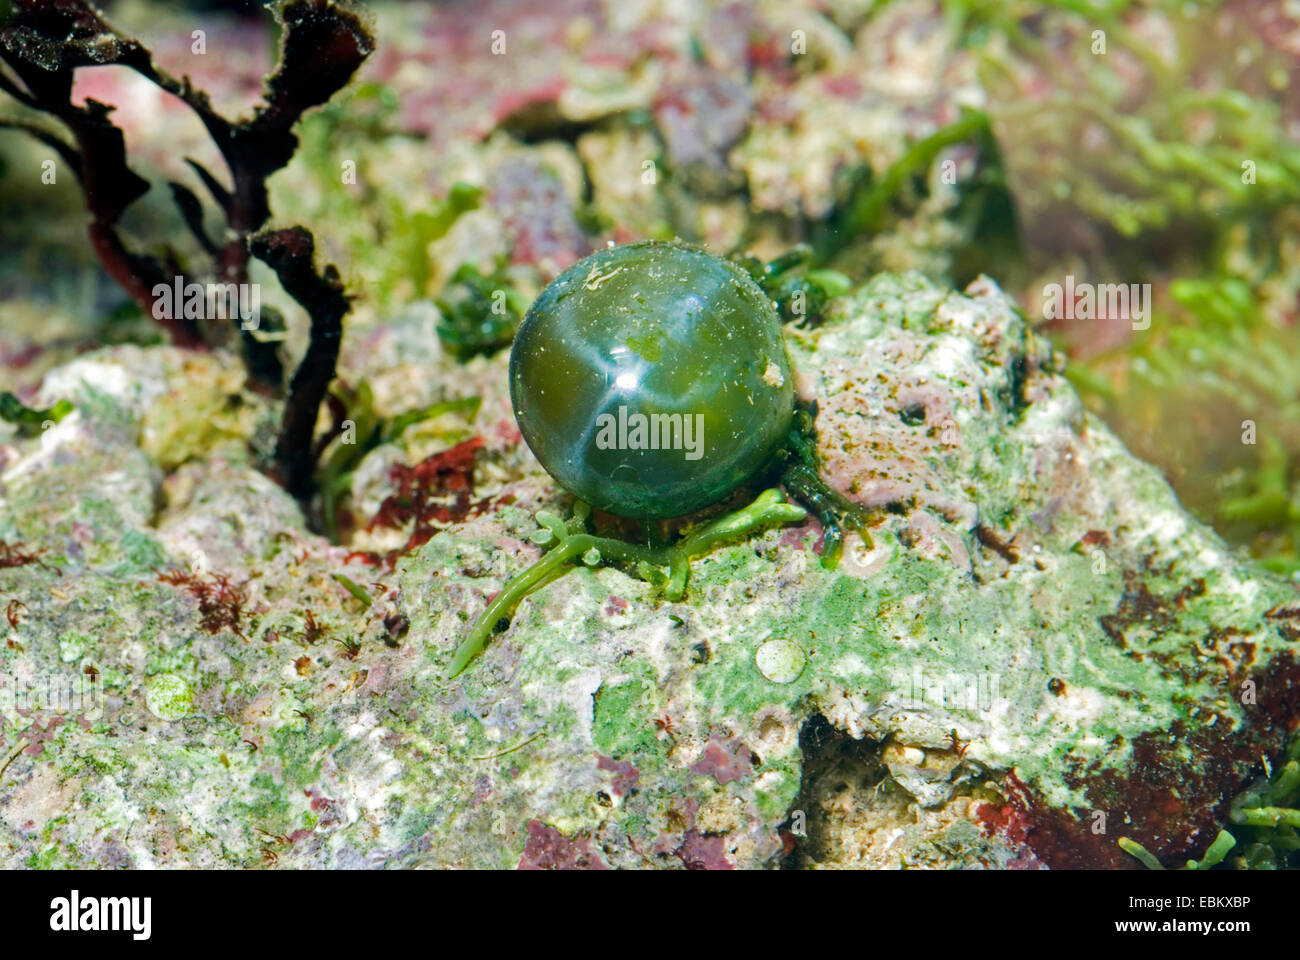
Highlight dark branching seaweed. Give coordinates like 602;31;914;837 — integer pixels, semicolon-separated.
0;0;374;500
249;226;349;499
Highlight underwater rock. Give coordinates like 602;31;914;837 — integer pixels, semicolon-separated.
1;272;1297;869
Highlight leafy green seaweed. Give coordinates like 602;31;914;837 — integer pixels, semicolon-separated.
0;391;71;436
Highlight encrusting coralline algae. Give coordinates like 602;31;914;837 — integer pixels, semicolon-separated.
3;271;1297;869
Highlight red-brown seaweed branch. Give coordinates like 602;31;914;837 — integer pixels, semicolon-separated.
249;226;349;500
0;0;375;498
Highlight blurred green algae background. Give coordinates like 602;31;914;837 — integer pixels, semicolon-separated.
3;0;1295;576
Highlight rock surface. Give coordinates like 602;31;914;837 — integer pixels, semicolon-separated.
2;272;1298;869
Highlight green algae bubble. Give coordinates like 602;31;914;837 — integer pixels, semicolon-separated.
754;636;806;684
145;674;193;721
509;241;795;519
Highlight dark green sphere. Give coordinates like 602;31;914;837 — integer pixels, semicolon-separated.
509;241;796;519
